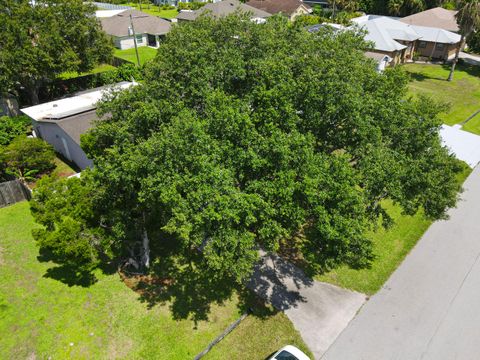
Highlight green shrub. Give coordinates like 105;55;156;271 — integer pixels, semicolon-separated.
100;63;144;84
2;137;55;181
0;115;31;146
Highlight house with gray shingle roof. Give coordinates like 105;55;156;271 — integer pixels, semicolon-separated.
176;0;271;22
99;9;171;50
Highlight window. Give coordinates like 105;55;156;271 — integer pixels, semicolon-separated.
418;41;427;49
436;43;445;50
135;34;143;44
275;351;299;360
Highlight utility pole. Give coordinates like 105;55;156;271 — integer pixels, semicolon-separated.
129;14;141;67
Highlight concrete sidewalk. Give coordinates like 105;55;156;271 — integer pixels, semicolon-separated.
248;251;366;359
323;166;480;360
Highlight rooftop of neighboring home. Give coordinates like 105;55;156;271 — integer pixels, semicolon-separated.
99;9;172;37
245;0;311;17
176;0;271;21
22;82;134;122
21;82;135;144
401;7;459;33
351;15;461;52
95;9;126;18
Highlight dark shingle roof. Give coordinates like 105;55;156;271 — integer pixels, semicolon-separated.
176;0;271;21
246;0;310;16
100;9;171;37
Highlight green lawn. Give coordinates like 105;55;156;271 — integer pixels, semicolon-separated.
206;311;312;360
51;156;78;178
115;47;158;66
0;201;309;359
122;3;179;18
59;64;116;80
405;63;480;134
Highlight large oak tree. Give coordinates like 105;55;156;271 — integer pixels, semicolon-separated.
31;14;463;287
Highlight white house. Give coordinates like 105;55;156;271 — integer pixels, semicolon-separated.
98;9;172;50
21;82;136;169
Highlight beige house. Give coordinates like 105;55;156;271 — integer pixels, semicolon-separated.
352;15;420;65
411;25;461;60
352;15;461;64
246;0;311;21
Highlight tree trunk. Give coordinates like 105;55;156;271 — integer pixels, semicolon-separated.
448;34;465;82
26;81;41;105
141;226;150;269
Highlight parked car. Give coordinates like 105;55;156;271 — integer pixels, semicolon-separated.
269;345;310;360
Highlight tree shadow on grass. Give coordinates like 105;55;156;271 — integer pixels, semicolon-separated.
121;233;295;324
37;248;116;287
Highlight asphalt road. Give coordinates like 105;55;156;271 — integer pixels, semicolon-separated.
322;166;480;360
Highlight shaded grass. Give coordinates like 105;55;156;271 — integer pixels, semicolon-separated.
115;47;158;66
51;155;78;178
405;63;480;134
316;163;472;295
122;3;179;18
58;64;116;80
0;202;310;359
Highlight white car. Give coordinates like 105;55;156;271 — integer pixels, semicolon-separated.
269;345;310;360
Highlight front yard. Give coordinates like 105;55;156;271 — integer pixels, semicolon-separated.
405;63;480;135
121;3;179;18
315;163;472;295
115;47;158;66
0;201;309;359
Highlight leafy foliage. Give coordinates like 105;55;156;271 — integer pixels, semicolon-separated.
30;174;111;271
0;115;31;146
34;15;462;287
1;137;55;180
0;0;113;104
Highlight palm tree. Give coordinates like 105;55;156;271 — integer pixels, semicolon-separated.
448;0;480;81
387;0;425;16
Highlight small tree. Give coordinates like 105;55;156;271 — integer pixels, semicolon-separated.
448;0;480;81
3;137;55;182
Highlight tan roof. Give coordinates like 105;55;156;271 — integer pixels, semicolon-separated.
401;7;459;33
246;0;310;16
100;9;171;37
176;0;271;21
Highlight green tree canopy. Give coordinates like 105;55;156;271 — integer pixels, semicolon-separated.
32;15;463;289
0;115;31;146
2;136;55;181
0;0;113;104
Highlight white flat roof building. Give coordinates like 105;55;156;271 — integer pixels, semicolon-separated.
21;82;134;122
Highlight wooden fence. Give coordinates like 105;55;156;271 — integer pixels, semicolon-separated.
0;180;31;208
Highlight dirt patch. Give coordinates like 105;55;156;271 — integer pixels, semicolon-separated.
118;271;174;298
107;336;133;359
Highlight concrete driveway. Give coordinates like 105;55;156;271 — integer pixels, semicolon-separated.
322;166;480;360
248;251;366;359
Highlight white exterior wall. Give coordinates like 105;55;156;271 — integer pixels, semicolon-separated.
114;34;148;50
